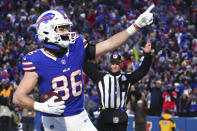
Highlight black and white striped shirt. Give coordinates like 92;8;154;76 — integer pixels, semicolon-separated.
83;53;152;109
97;73;130;108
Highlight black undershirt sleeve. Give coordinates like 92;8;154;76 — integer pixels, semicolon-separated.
85;44;96;60
83;44;105;83
82;61;104;83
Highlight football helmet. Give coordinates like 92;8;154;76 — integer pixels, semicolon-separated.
36;10;76;48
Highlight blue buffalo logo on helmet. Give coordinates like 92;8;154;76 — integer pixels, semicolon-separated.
36;13;55;28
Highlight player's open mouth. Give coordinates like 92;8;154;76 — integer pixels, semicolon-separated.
61;35;69;40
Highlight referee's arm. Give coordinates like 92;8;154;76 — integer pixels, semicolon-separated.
126;52;152;84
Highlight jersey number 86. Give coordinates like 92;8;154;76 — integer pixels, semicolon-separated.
51;69;82;101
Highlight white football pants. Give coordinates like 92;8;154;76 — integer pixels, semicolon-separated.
42;110;97;131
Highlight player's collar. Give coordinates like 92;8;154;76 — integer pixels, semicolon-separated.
41;49;57;61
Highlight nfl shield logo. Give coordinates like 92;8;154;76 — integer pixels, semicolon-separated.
61;59;66;65
113;117;119;123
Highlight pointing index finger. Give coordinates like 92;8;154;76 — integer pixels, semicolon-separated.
145;4;155;13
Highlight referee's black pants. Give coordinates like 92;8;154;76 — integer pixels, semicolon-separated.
97;108;128;131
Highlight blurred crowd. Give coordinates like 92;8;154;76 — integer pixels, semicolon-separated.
0;0;197;130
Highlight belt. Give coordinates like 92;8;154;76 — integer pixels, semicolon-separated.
100;107;125;112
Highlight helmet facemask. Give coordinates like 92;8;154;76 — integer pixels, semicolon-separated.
53;24;76;48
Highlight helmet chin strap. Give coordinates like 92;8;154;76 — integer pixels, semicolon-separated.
44;42;68;58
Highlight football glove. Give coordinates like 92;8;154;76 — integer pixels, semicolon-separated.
34;96;66;115
135;4;155;29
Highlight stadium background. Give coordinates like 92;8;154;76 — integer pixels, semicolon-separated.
0;0;197;131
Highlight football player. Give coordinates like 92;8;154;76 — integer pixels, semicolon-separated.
13;4;155;131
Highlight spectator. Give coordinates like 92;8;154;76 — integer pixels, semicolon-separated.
88;87;100;111
188;86;197;117
0;78;13;98
176;77;191;97
162;84;177;116
131;97;148;131
128;85;143;104
0;90;13;131
191;63;197;88
22;108;36;131
159;110;176;131
0;103;12;131
11;106;22;131
147;80;163;116
21;93;36;131
177;90;189;117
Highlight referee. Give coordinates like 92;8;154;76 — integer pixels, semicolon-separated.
83;40;152;131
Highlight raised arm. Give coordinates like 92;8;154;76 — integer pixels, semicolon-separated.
126;40;152;84
95;4;155;57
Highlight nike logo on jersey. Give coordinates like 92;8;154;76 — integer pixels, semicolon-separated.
84;119;88;123
63;68;70;72
47;104;55;108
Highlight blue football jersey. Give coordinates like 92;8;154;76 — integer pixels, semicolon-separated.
22;34;89;117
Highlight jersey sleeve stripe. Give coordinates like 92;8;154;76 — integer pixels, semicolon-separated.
23;67;36;71
22;62;33;65
83;39;86;43
82;37;88;48
84;41;88;48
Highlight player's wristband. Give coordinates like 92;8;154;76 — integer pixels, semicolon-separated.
133;23;140;29
126;24;139;36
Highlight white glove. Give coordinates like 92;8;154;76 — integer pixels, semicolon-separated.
135;4;155;28
34;96;66;115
